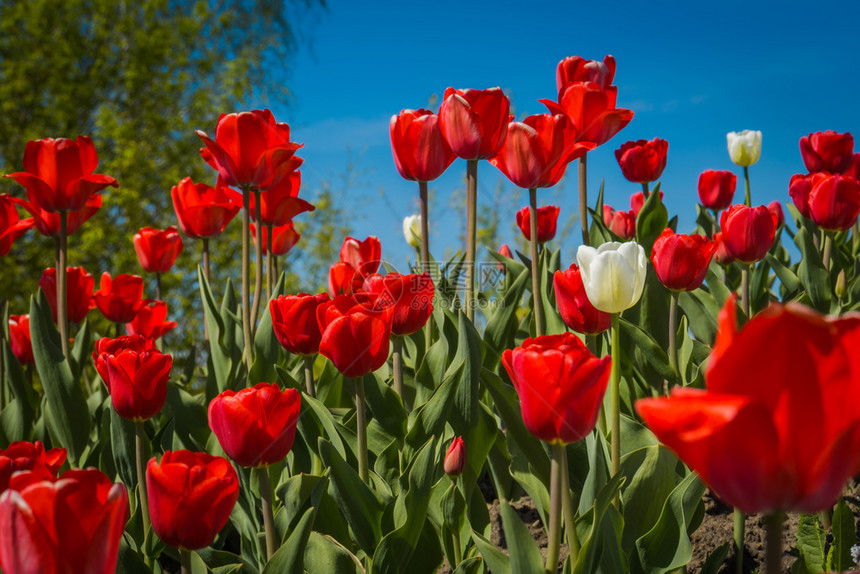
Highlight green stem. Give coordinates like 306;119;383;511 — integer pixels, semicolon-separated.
134;421;151;543
250;191;263;329
419;180;432;350
741;265;751;319
241;190;253;371
201;239;210;342
822;231;833;272
610;313;621;508
668;291;679;384
465;159;477;321
303;355;316;398
392;336;403;398
546;442;563;573
257;466;277;561
180;548;192;574
743;166;751;206
712;209;720;239
764;512;783;574
0;303;5;412
58;211;70;362
579;153;590;246
354;377;368;483
529;187;545;337
819;508;832;532
266;223;274;301
641;181;650;199
734;508;745;574
560;444;580;565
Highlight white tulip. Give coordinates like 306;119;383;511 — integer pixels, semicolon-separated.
403;214;421;247
726;130;762;167
576;241;647;314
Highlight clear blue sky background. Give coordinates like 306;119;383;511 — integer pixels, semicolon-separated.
267;0;860;270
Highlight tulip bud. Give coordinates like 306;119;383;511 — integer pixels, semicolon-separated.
444;437;466;477
726;130;762;167
836;269;847;300
403;214;421;247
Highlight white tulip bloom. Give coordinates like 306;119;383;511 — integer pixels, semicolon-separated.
403;214;422;247
726;130;762;167
576;241;647;314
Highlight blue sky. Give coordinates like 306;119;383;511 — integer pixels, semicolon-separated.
269;0;860;269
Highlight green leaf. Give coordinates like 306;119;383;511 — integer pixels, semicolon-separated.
262;506;316;574
795;513;826;574
318;439;384;556
620;446;679;552
796;227;831;311
574;472;627;574
472;529;511;573
483;266;529;367
700;543;730;574
766;252;801;296
303;532;362;573
115;535;152;574
619;318;676;383
363;371;407;439
69;317;91;382
635;184;669;257
110;407;137;487
452;557;484;574
498;498;545;574
829;499;856;572
1;341;37;441
250;273;285;384
403;365;459;462
29;291;90;463
198;267;236;395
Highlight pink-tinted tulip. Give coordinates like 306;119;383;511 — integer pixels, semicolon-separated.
390;109;457;182
444;437;466;477
439;87;511;160
603;205;636;240
629;190;664;218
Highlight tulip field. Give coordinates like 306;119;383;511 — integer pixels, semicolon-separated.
2;53;860;574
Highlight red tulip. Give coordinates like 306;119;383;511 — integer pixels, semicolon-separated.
5;136;118;213
8;315;33;365
602;205;636;240
712;232;735;266
39;266;95;324
146;450;239;550
637;299;860;514
844;153;860;180
499;244;513;259
94;335;172;421
768;200;785;229
439;87;511;160
650;228;717;292
697;170;737;212
171;177;241;238
339;235;381;280
789;172;860;232
235;170;315;226
0;468;128;574
15;193;101;237
541;81;634;146
93;335;157;384
251;221;301;256
719;204;775;264
556;55;616;92
516;205;561;243
390;109;457;182
502;333;611;444
799;130;855;174
0;441;66;492
133;226;183;273
126;300;177;340
0;195;33;256
197;109;303;190
208;383;301;468
490;114;593;189
362;272;435;336
630;190;663;217
317;294;393;378
328;261;357;297
615;138;668;183
553;264;611;335
93;272;145;323
270;292;330;355
444;437;466;477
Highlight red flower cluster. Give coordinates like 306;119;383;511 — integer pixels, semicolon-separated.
0;441;66;491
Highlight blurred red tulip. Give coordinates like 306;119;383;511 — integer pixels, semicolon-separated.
650;228;716;291
556;55;616;92
712;232;735;266
602;205;636;240
719;204;775;264
171;177;241;238
126;300;177;340
516;205;561;243
0;468;128;574
498;244;513;259
5;136;117;213
843;153;860;180
799;130;854;174
317;294;393;377
439;87;511;160
444;437;466;477
93;272;145;324
250;221;301;256
768;200;785;229
0;195;33;256
15;192;101;238
133;226;183;273
490;114;593;189
208;383;301;468
502;333;611;444
197;109;303;190
147;450;239;550
94;335;172;421
541;81;633;146
328;261;357;297
39;266;94;324
362;272;434;336
0;441;66;492
8;315;33;365
270;292;330;355
237;170;315;226
615;138;668;183
553;264;611;335
630;190;663;217
390;109;457;181
637;299;860;514
697;170;737;212
789;172;860;231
